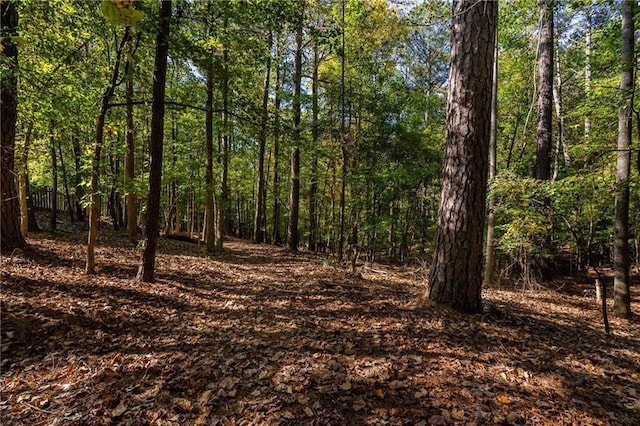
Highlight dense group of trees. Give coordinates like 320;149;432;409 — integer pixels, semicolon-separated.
1;0;637;316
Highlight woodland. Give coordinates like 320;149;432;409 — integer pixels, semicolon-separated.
1;0;639;425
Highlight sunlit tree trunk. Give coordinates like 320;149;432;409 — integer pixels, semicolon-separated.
137;0;171;282
0;0;26;253
484;33;498;287
613;0;634;319
427;0;497;313
536;0;553;181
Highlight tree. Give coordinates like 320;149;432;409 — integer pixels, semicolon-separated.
612;0;634;319
536;0;553;180
137;0;172;282
286;1;304;252
426;0;497;313
1;0;27;254
85;26;130;274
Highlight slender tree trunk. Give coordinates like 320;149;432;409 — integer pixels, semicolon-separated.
427;0;497;313
338;0;347;262
484;34;498;287
137;0;171;282
19;121;34;236
286;2;304;252
613;0;634;319
87;26;130;274
584;2;592;143
309;44;319;252
552;43;566;180
0;1;26;253
49;122;58;231
125;76;137;243
271;38;282;245
205;67;216;252
254;31;272;244
72;136;85;222
536;0;553;181
221;14;231;237
57;138;74;222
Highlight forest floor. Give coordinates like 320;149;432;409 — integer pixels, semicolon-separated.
1;220;639;425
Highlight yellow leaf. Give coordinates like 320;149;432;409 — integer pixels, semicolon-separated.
374;388;384;399
497;395;512;404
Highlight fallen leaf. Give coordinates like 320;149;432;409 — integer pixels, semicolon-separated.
111;400;127;418
374;388;385;399
452;408;465;420
304;406;314;417
497;395;512;404
174;398;192;412
339;381;352;391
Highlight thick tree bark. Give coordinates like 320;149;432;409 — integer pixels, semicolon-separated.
221;14;231;237
254;31;272;244
338;0;347;262
613;0;634;319
286;3;304;252
1;1;27;253
535;0;553;181
427;0;497;313
86;26;130;274
125;77;137;243
137;0;171;282
484;35;498;287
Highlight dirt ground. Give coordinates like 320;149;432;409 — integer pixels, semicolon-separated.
1;222;639;425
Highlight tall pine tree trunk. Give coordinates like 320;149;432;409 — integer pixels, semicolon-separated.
613;0;634;319
271;38;282;245
1;1;27;253
309;44;319;252
286;2;304;252
49;125;58;231
427;0;497;313
137;0;171;282
535;0;553;180
254;31;272;244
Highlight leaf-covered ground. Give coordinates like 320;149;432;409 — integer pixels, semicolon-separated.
1;226;639;425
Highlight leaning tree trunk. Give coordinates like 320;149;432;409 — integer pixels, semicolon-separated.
613;0;634;319
86;26;130;274
427;0;497;313
286;3;304;252
536;0;553;181
137;0;171;282
1;1;27;253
